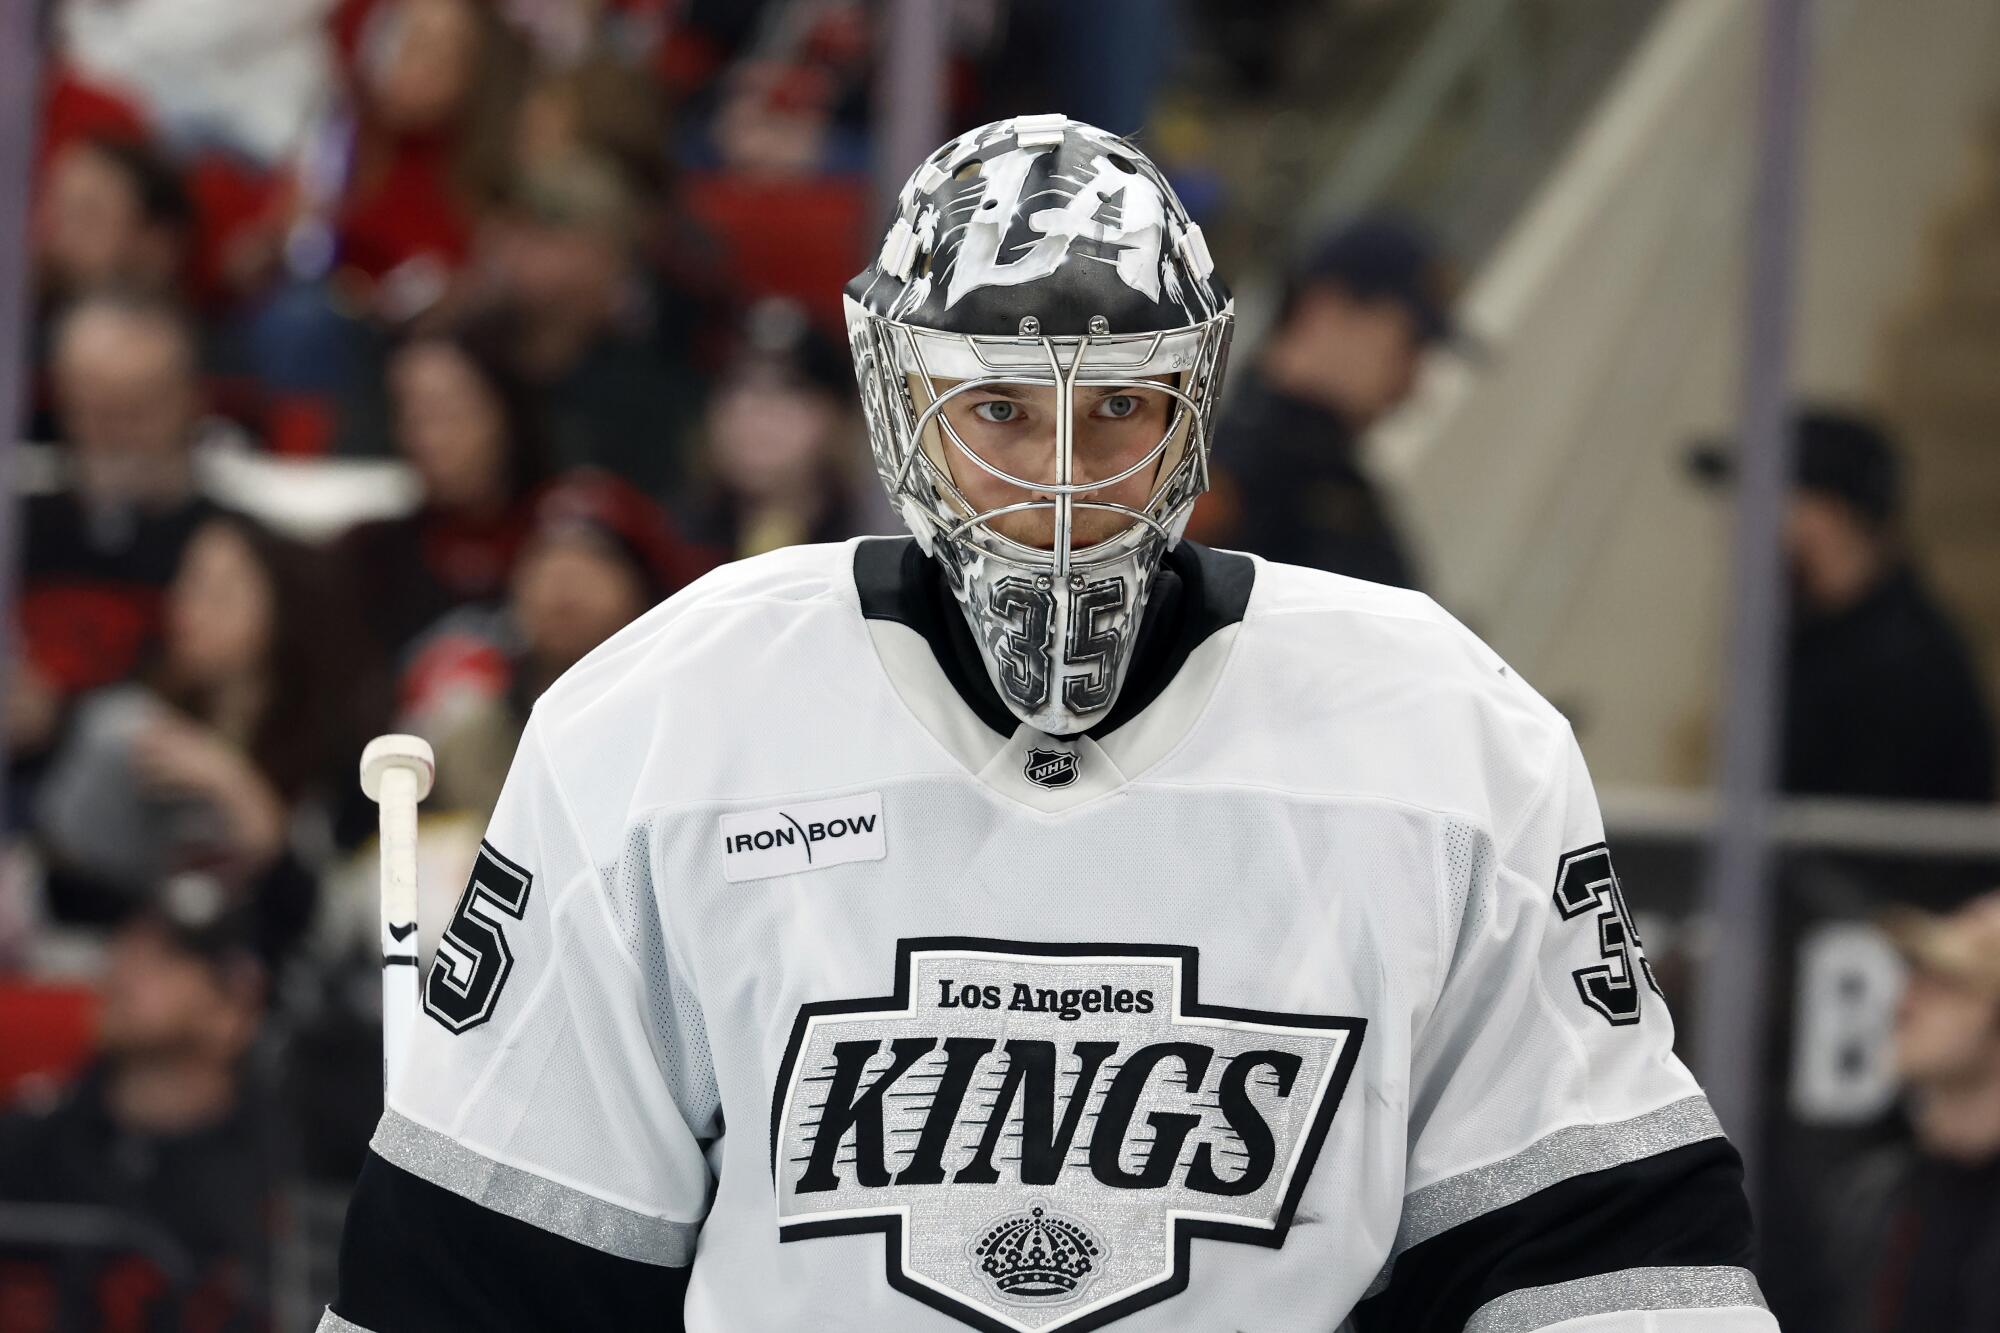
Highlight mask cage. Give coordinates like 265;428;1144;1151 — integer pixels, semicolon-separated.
848;304;1234;585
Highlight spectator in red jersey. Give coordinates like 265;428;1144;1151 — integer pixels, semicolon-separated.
398;469;708;815
35;513;382;962
336;324;553;664
331;0;523;316
9;295;220;774
201;0;515;395
684;300;866;560
0;884;277;1333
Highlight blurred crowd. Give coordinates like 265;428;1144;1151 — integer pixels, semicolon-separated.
0;2;1195;1326
2;1;1998;1329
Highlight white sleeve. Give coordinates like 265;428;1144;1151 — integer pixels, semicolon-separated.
323;714;715;1332
1354;724;1777;1333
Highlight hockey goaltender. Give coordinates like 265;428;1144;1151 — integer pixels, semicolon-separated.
321;116;1776;1332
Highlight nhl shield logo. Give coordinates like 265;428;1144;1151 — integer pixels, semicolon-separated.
770;939;1365;1332
1024;747;1077;788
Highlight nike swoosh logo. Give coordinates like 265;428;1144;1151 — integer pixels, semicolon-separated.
389;922;417;942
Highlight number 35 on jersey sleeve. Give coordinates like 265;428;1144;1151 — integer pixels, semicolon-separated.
320;715;715;1333
1353;728;1772;1333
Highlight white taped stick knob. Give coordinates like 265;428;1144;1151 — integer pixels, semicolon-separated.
360;734;436;804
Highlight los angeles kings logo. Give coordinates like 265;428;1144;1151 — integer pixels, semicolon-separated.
770;939;1365;1332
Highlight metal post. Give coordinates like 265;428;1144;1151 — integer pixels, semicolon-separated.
1695;0;1813;1191
0;0;42;816
860;0;948;533
873;0;948;231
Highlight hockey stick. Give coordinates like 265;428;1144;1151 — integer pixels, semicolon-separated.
359;735;435;1093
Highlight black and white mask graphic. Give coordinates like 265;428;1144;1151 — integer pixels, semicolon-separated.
846;115;1234;736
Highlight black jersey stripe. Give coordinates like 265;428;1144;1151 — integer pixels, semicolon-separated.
1365;1094;1725;1297
328;1149;691;1333
1352;1135;1758;1333
855;535;1019;737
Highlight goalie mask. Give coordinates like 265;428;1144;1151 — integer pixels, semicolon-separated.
846;114;1233;735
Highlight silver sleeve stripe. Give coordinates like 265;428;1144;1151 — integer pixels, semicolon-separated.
1465;1264;1771;1333
372;1109;699;1267
1365;1094;1725;1298
316;1311;376;1333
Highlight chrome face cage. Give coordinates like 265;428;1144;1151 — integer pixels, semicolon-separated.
849;307;1235;585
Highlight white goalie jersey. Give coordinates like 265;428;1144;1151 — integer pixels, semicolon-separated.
323;537;1776;1333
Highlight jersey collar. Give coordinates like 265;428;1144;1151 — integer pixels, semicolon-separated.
854;536;1253;743
855;536;1253;809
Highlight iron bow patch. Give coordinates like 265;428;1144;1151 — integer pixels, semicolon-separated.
769;939;1365;1332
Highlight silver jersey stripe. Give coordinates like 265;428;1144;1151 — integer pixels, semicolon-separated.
372;1109;698;1267
316;1311;376;1333
1366;1095;1724;1298
1465;1264;1770;1333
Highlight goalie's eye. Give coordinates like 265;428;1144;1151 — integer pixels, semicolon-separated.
970;399;1022;424
1096;394;1141;420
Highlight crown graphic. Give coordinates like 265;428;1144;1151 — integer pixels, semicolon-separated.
971;1202;1104;1303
